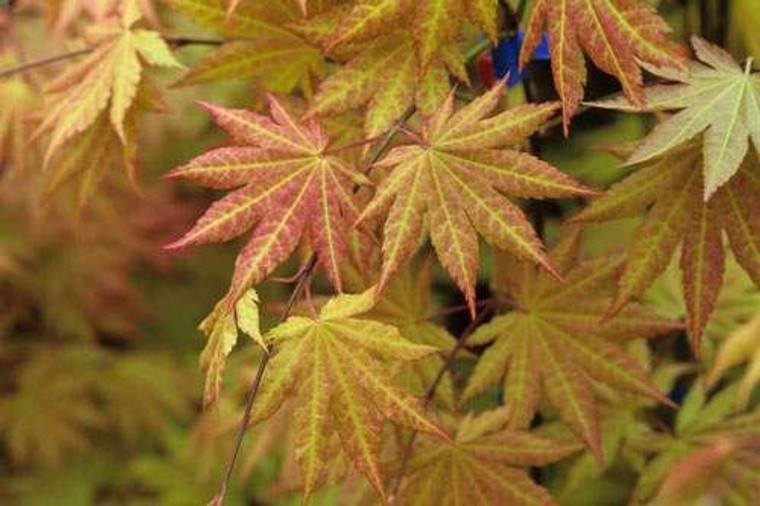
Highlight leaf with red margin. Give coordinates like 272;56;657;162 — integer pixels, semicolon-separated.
166;95;365;301
358;84;596;314
520;0;686;132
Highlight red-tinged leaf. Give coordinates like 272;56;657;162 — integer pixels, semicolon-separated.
720;166;760;286
680;198;725;352
576;142;760;342
570;145;697;223
311;35;460;137
412;0;461;70
534;330;603;464
168;97;365;299
521;0;685;131
464;234;677;455
34;13;181;167
167;0;323;94
610;168;700;315
400;411;577;505
326;0;409;49
359;88;590;305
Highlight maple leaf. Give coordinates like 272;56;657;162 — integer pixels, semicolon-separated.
32;6;181;166
519;0;686;131
631;384;760;505
310;33;468;137
166;0;323;94
325;0;499;67
197;289;263;408
462;230;680;460
49;0;160;36
166;94;369;300
357;84;596;313
591;37;760;199
572;141;760;350
399;408;581;505
246;289;448;501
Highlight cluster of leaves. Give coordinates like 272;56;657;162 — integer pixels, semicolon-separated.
4;0;760;505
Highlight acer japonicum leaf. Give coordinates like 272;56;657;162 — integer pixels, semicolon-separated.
590;37;760;199
31;7;181;170
167;94;368;303
520;0;687;132
463;230;680;461
399;409;581;506
358;84;597;314
166;0;323;94
573;141;760;351
246;290;448;502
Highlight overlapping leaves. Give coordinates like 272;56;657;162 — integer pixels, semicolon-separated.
631;384;760;505
592;37;760;199
166;0;323;93
308;0;492;136
359;84;595;312
520;0;686;131
33;5;181;166
247;290;447;501
167;94;367;301
463;231;679;460
573;142;760;350
401;409;580;505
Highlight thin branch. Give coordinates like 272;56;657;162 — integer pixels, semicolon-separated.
164;36;226;47
210;109;413;506
209;255;318;506
387;302;496;503
0;47;92;80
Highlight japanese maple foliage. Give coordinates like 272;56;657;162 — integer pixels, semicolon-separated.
6;1;760;505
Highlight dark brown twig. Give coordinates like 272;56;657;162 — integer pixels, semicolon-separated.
387;302;496;502
209;255;317;506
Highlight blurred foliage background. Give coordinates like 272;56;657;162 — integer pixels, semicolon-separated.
1;0;759;505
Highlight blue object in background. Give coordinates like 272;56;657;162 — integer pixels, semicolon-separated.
492;30;550;87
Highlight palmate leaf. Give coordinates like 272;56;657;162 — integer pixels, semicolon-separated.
631;384;760;505
325;0;499;68
572;141;760;350
400;409;581;506
310;34;468;137
32;5;181;166
519;0;686;132
591;37;760;199
167;94;368;301
307;0;492;136
166;0;323;94
463;231;680;460
248;289;448;502
359;84;596;313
